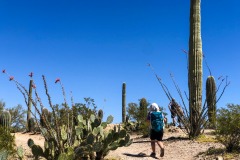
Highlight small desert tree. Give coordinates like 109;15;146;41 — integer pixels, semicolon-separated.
216;104;240;152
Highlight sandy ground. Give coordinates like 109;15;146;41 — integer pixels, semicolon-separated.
13;127;230;160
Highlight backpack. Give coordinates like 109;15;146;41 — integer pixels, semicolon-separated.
150;111;164;132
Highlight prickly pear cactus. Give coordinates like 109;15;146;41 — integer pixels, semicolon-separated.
206;76;216;128
98;109;103;120
0;110;11;132
75;114;132;160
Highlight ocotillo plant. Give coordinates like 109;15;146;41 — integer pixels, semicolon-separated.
206;76;216;128
122;82;126;123
188;0;203;137
27;79;33;132
0;110;11;132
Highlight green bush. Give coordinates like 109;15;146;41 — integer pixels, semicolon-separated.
0;126;16;156
216;104;240;152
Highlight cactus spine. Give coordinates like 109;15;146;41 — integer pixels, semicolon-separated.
206;76;216;128
27;80;33;132
0;110;11;132
122;82;126;123
188;0;203;137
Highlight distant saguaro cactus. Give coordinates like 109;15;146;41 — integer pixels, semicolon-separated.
139;98;148;121
122;82;126;123
0;110;11;132
27;80;33;132
28;117;35;132
40;108;51;128
206;76;216;128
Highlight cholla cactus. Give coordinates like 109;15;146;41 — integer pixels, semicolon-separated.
0;110;11;132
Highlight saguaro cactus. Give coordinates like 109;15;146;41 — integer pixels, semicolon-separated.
139;98;148;121
40;108;51;128
27;80;33;131
122;82;126;123
0;110;11;132
206;76;216;128
188;0;203;137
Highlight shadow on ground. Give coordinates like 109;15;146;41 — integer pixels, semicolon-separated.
123;152;159;159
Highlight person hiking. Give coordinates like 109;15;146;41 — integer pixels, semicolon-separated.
147;103;165;158
168;98;184;127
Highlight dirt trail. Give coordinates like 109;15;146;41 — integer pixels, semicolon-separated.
14;128;225;160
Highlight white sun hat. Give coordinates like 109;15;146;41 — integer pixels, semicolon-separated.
150;103;159;111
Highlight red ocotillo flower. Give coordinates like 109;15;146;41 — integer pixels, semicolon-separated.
55;78;60;83
2;69;6;73
32;84;36;89
29;72;33;77
9;76;14;81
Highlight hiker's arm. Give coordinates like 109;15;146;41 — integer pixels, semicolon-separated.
164;117;167;123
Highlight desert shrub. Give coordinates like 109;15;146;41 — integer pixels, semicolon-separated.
0;126;16;156
216;104;240;152
8;104;27;132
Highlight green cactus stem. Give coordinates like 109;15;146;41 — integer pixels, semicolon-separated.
206;76;216;128
28;117;35;132
122;82;126;123
0;110;11;132
139;98;148;122
40;108;51;128
27;80;33;132
188;0;203;137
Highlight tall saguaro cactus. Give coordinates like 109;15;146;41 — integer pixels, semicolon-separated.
206;76;216;128
122;82;126;123
188;0;203;137
27;80;33;131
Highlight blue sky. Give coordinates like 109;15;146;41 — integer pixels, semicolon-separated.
0;0;239;123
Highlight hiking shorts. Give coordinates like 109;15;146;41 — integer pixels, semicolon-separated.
150;129;163;141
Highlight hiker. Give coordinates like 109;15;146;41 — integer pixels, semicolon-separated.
168;98;184;127
147;103;165;158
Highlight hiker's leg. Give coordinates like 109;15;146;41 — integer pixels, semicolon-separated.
151;140;156;153
157;141;165;157
150;130;156;156
156;140;164;149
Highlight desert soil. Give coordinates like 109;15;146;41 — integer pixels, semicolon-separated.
14;127;229;160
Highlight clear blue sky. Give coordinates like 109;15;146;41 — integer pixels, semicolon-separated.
0;0;239;123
